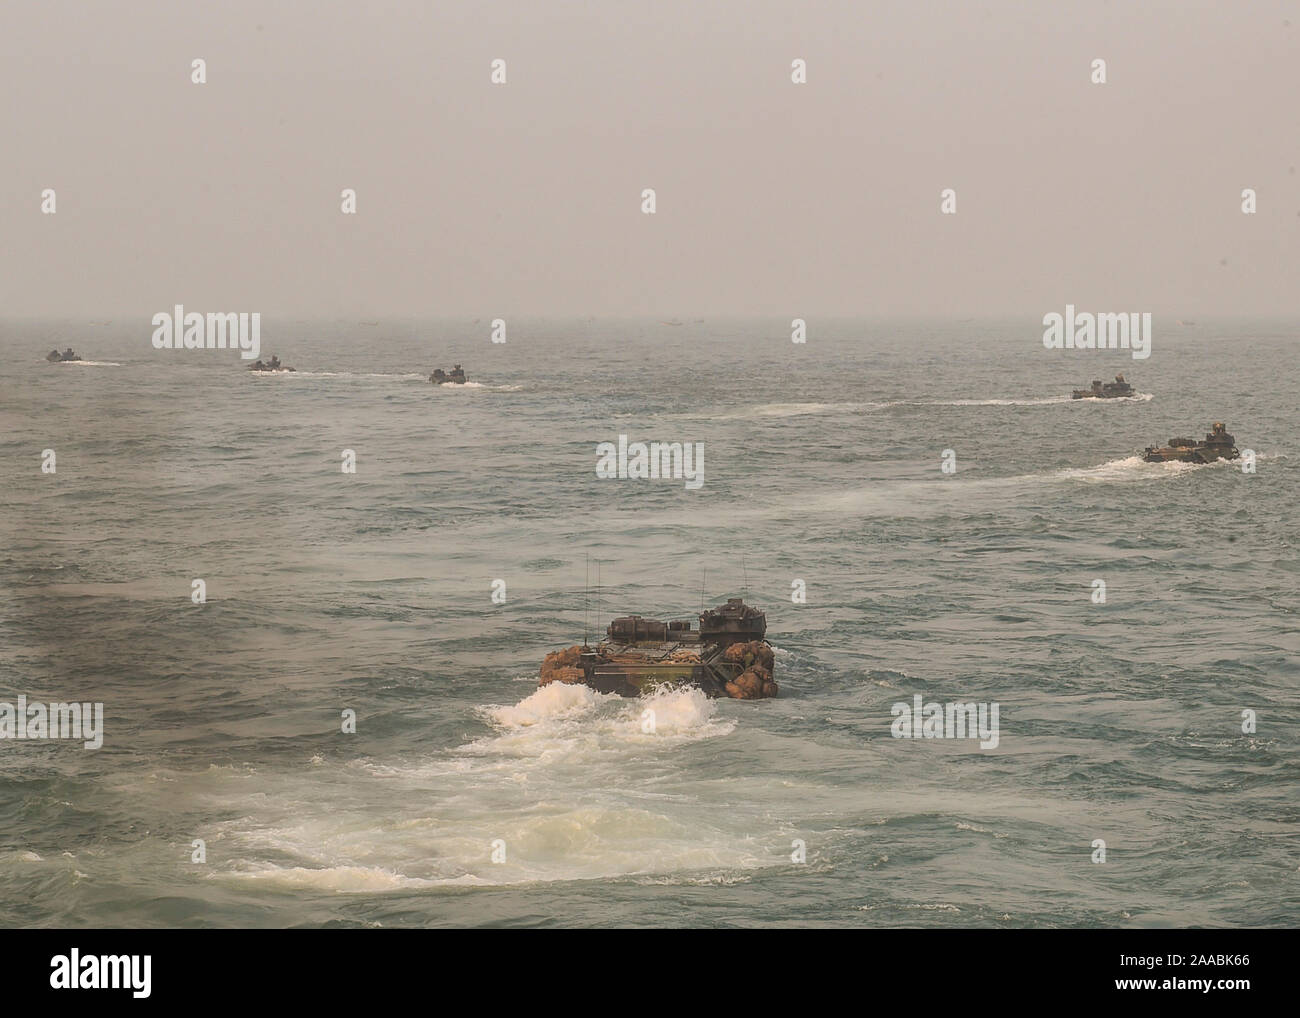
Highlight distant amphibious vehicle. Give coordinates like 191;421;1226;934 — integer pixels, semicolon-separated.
46;348;81;362
1072;374;1135;399
1143;422;1240;463
540;597;778;699
430;365;467;384
247;355;294;372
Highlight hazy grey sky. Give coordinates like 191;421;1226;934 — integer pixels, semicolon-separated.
2;0;1296;317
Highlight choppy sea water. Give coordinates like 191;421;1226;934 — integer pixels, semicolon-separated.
1;317;1297;928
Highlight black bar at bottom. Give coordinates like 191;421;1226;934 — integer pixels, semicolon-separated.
0;928;1278;1004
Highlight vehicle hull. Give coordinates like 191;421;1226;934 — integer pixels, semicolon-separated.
540;598;778;700
1142;423;1240;464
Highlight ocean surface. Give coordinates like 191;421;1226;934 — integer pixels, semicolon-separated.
1;317;1296;928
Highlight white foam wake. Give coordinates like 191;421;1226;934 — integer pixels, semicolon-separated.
873;393;1152;408
251;370;427;379
1053;454;1248;483
893;396;1074;407
199;682;771;892
714;402;871;420
435;381;523;391
480;681;734;744
1064;392;1154;404
488;681;603;727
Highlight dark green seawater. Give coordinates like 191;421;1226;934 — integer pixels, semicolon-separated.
1;317;1297;927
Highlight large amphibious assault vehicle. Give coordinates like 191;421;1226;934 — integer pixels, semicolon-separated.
247;354;294;372
430;365;466;384
1072;374;1135;399
45;348;81;362
540;597;778;699
1143;422;1240;463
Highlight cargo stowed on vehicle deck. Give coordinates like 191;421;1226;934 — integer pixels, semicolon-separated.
1143;422;1240;463
540;597;778;699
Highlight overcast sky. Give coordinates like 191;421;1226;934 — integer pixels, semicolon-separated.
1;0;1296;318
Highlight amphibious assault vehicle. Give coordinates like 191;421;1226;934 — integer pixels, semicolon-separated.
1143;422;1239;463
45;348;81;362
1072;374;1135;399
540;597;778;699
247;355;294;372
430;365;467;384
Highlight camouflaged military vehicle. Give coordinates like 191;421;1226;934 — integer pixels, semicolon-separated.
1143;422;1239;463
1072;373;1135;399
540;597;778;699
247;354;294;372
430;365;467;384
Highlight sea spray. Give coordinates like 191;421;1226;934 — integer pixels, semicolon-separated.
488;681;603;728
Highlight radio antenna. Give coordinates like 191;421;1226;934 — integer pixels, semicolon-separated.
584;553;590;646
